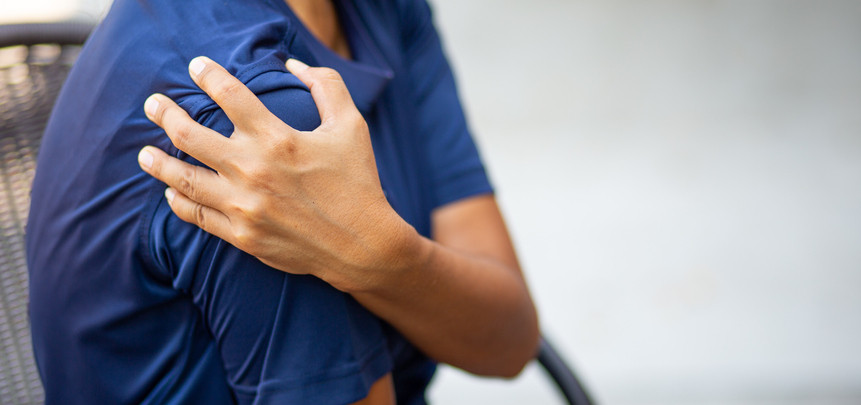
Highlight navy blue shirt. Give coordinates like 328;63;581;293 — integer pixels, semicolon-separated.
27;0;492;404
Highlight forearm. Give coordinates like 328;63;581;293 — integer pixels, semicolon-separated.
348;230;540;378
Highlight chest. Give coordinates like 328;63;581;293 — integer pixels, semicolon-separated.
284;0;352;59
289;2;435;237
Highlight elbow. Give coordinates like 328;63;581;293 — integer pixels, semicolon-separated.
466;319;541;379
472;339;539;379
494;359;530;380
495;329;541;379
490;299;542;379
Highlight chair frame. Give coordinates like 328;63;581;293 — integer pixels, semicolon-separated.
0;22;94;48
537;337;593;404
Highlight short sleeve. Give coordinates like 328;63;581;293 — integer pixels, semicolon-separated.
399;0;494;209
148;69;392;404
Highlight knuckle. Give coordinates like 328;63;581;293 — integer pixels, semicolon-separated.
177;166;197;197
230;194;266;226
313;67;343;84
233;225;258;252
242;161;266;183
271;135;298;158
170;121;193;148
224;156;248;178
244;197;267;223
193;203;207;230
350;112;368;131
211;76;244;102
341;111;368;137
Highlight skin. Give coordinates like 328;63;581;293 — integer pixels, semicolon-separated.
286;0;351;59
352;374;395;405
136;1;540;401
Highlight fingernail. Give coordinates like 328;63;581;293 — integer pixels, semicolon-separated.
285;58;309;73
144;95;159;118
165;187;176;203
189;57;207;77
138;147;154;170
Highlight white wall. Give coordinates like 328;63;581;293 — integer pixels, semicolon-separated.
427;1;861;404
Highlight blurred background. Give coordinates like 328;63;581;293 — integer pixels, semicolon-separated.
2;0;860;404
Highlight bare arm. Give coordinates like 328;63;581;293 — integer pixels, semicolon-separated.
351;373;395;405
138;57;539;377
353;194;539;377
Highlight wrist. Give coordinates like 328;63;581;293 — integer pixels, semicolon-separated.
326;203;433;295
375;218;433;291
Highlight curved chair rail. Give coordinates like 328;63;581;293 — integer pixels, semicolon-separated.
537;337;594;405
0;22;95;49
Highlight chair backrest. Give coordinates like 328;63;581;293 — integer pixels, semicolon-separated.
0;22;93;405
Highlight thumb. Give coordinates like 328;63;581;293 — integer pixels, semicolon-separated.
286;59;359;125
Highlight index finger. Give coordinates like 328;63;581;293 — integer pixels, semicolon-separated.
188;56;288;133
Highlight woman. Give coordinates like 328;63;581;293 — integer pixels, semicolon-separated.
28;0;538;403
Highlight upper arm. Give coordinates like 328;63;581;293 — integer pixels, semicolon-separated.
397;2;519;273
149;74;393;404
398;0;494;209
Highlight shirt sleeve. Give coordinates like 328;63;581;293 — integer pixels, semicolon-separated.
148;68;392;405
399;0;494;209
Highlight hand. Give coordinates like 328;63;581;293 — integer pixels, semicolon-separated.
138;57;424;292
138;58;539;377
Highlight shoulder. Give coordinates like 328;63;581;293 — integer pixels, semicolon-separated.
99;0;295;66
94;0;321;131
91;0;302;101
391;0;435;33
359;0;435;41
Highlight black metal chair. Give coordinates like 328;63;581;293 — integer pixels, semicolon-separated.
0;22;593;405
537;337;593;404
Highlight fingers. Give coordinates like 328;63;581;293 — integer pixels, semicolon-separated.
285;59;359;125
137;145;230;211
144;93;229;169
188;56;285;133
163;187;234;245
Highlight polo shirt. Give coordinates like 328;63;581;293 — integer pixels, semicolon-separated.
27;0;492;404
